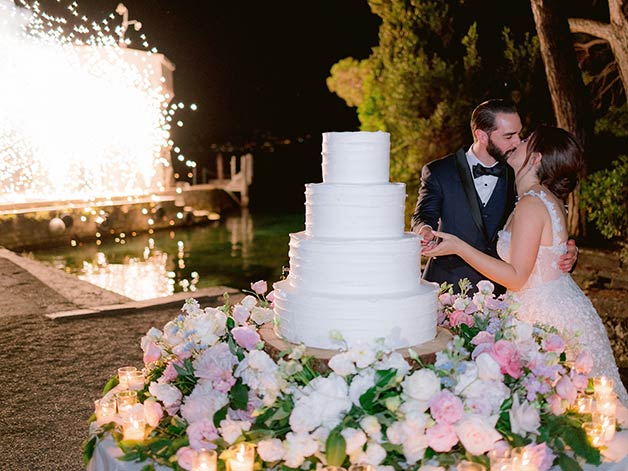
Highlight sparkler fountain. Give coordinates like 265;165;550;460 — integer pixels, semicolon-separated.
0;1;250;250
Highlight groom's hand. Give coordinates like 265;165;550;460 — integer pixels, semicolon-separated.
559;239;579;273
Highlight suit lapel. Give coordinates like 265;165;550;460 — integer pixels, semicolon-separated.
454;149;488;239
492;166;516;243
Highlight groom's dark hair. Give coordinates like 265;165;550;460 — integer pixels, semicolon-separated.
470;99;519;139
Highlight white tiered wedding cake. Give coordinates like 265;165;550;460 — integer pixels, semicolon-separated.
273;131;438;349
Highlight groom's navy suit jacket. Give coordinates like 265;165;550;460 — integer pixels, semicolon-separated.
411;147;516;293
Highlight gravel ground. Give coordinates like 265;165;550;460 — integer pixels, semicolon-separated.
0;246;626;471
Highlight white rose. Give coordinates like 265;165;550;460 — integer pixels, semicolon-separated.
463;380;510;415
250;306;274;325
509;394;541;436
348;343;378;369
475;353;503;381
363;441;386;465
455;415;502;455
257;438;286;462
329;352;357;377
386;421;406;445
148;381;182;409
402;369;441;402
341;427;367;454
376;352;410;378
219;419;251;444
283;432;319;468
402;433;429;464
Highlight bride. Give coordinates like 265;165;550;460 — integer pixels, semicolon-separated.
423;124;628;404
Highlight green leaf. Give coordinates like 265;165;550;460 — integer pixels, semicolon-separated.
82;435;98;465
227;316;235;330
213;404;229;428
556;453;584;471
103;375;119;395
359;386;376;412
229;379;249;410
563;426;601;464
375;368;397;388
325;429;347;467
141;465;156;471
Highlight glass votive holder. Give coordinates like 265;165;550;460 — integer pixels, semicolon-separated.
117;366;137;389
115;390;138;417
595;394;617;416
227;443;255;471
512;447;535;471
582;421;605;447
321;468;347;471
122;406;146;441
456;462;485;471
94;397;117;423
592;412;617;442
127;370;145;391
348;464;375;471
192;448;218;471
593;376;614;396
488;448;512;471
574;393;594;414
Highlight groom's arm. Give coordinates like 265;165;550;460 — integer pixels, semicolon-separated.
559;239;579;273
411;163;442;245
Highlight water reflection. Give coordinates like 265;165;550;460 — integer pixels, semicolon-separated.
28;210;302;301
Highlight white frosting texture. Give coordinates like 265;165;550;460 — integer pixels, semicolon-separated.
274;130;438;350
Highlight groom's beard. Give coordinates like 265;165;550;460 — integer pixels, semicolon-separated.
487;136;514;163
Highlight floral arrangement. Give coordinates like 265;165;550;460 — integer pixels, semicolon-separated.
85;279;612;471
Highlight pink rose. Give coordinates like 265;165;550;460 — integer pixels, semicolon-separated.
187;420;219;450
251;280;267;294
176;446;196;471
429;390;464;424
426;423;458;452
490;340;523;379
233;305;250;325
541;334;565;353
575;351;594;375
449;310;474;328
455;415;502;455
526;443;555;471
232;326;261;350
546;394;566;415
570;372;589;390
555;376;577;404
143;398;164;427
143;341;162;364
161;361;182;382
266;290;275;303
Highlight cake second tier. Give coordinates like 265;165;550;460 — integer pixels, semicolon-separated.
286;231;422;295
305;182;406;239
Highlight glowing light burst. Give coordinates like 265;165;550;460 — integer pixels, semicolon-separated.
0;0;180;204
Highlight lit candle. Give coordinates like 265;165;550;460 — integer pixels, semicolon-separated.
122;407;145;441
488;448;513;471
592;411;617;442
115;390;138;418
574;393;593;414
512;447;537;471
595;394;617;417
228;443;254;471
321;467;347;471
127;370;145;391
593;376;614;396
118;366;138;389
456;462;485;471
582;422;605;448
348;465;375;471
94;397;117;424
192;448;217;471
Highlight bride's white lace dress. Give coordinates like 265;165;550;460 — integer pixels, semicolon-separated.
497;189;628;404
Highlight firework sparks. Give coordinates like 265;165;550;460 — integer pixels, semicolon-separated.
0;0;182;204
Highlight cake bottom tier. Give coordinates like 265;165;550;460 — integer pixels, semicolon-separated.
272;279;439;350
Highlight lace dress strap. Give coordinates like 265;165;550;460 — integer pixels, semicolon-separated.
521;190;564;246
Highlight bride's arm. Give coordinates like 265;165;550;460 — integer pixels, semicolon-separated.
422;198;544;290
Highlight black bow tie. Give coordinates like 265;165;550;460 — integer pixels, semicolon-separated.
472;163;505;179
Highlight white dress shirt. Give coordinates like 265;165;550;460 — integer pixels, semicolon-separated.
466;147;500;206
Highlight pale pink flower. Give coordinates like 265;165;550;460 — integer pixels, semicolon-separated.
438;293;453;305
546;394;566;415
429;390;464;424
455;415;502;455
476;280;495;295
232;326;261;350
175;446;196;471
472;331;495;346
541;334;565;353
575;351;594;375
193;343;238;392
555;376;577;404
257;438;286;462
426;423;458;452
187;419;218;450
449;310;474;328
143;341;162;364
266;290;275;303
161;360;183;382
570;372;589;390
490;340;523;379
143;398;163;427
526;443;555;471
509;394;541;435
251;280;267;294
233;305;250;324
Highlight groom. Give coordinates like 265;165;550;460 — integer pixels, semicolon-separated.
411;99;577;293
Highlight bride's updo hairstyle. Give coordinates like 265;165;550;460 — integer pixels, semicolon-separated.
525;125;585;201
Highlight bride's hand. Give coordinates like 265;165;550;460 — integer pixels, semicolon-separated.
420;231;461;257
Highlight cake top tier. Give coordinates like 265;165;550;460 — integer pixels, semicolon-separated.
321;131;390;183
